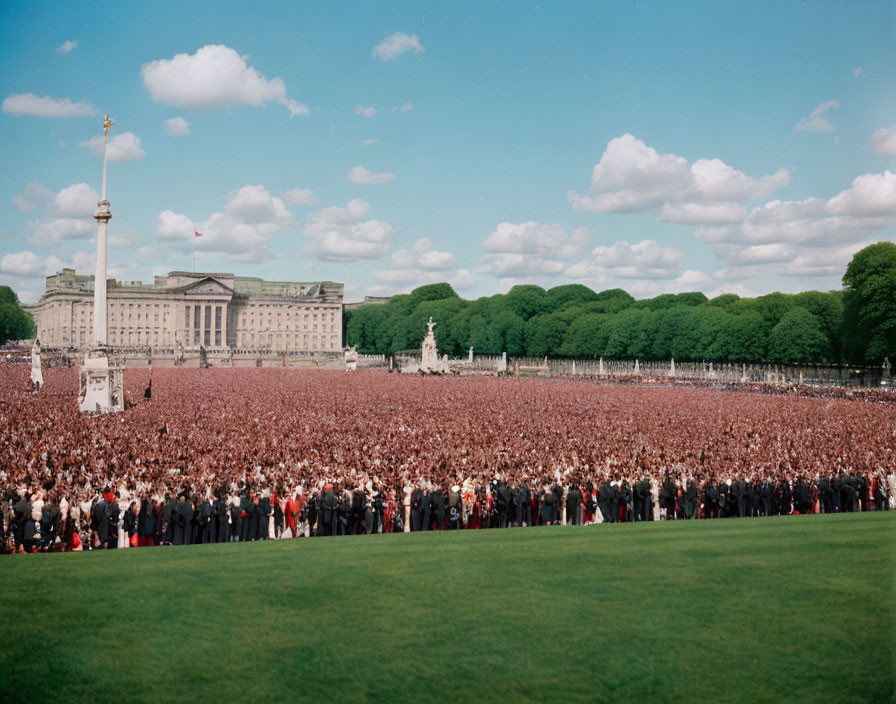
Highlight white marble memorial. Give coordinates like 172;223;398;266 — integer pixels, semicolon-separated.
344;345;359;371
30;341;43;389
79;113;123;414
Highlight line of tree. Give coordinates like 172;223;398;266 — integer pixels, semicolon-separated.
0;286;36;346
345;242;896;366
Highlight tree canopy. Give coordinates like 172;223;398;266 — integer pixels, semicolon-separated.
344;246;894;365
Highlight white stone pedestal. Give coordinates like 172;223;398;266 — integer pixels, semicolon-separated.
78;347;124;413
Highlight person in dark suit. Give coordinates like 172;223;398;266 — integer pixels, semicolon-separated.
540;487;557;525
517;479;532;527
410;486;424;532
682;477;697;519
431;487;446;530
172;491;192;545
703;479;718;519
198;495;213;544
240;490;255;541
660;474;676;520
735;476;748;518
566;483;583;525
162;493;175;544
257;491;271;540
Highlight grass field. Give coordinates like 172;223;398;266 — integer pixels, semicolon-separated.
1;513;893;703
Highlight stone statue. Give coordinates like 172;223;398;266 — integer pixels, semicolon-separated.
344;345;359;372
30;340;43;391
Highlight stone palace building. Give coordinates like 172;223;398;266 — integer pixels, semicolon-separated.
27;269;344;352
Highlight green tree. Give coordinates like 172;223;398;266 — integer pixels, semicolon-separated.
0;286;19;305
544;283;599;311
716;312;769;362
559;313;612;358
767;307;832;364
503;285;547;321
0;303;36;345
842;242;896;363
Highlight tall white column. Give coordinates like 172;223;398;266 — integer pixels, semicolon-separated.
92;113;114;346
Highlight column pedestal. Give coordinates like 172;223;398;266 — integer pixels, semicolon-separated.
78;346;124;413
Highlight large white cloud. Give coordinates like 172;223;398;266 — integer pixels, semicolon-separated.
141;44;306;117
373;238;467;291
565;239;685;280
80;131;146;162
569;134;788;216
50;183;99;218
0;251;67;277
347;165;394;185
156;185;297;262
12;182;53;212
793;100;839;133
694;169;896;280
872;125;896;155
155;210;195;241
478;222;591;278
281;188;317;206
304;199;395;262
371;33;424;61
827;171;896;217
2;93;96;118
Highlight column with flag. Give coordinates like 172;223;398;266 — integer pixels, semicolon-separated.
193;230;203;272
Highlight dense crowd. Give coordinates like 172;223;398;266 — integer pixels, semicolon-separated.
1;366;894;553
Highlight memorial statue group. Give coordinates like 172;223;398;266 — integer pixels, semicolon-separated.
3;468;893;553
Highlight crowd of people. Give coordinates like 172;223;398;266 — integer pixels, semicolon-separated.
1;366;894;553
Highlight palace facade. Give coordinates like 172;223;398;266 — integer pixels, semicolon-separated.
27;269;344;352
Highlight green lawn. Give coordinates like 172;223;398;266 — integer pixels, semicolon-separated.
1;513;893;703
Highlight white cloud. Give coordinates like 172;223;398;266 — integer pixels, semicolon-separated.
793;100;839;133
569;134;788;214
712;265;758;282
0;251;66;277
80;131;146;162
281;188;317;206
280;98;310;117
305;199;395;262
56;39;78;54
694;169;896;279
155;210;195;241
361;138;378;146
854;66;863;78
372;240;472;292
372;32;424;61
157;185;297;261
871;125;896;156
478;222;590;278
50;183;99;218
657;201;747;225
481;221;589;258
224;184;295;226
161;116;190;135
826;170;896;217
347;165;394;185
393;102;413;112
141;44;302;117
565;239;685;280
354;105;377;117
387;238;456;272
2;93;96;118
16;183;98;247
777;242;869;278
12;182;53;212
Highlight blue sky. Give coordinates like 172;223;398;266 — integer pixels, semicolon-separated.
1;1;894;303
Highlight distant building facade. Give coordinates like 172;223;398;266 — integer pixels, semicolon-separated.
27;269;344;352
